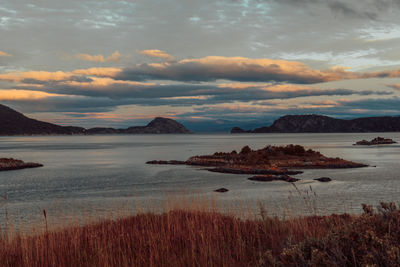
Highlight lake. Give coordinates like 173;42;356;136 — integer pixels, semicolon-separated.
0;133;399;229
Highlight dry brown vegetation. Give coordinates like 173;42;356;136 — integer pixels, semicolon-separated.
0;201;399;266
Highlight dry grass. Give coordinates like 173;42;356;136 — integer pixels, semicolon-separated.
0;197;399;266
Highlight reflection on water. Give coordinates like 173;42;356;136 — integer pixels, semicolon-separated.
0;133;399;228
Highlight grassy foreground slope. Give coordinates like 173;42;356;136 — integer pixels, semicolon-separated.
0;203;399;266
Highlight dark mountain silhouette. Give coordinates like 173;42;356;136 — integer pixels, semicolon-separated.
231;115;400;133
0;104;192;135
86;117;192;134
0;104;85;135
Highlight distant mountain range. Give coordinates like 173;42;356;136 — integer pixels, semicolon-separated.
231;115;400;133
0;104;192;135
86;117;192;134
3;103;399;135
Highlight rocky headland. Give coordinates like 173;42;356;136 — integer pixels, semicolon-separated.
147;144;367;183
0;104;85;135
354;137;397;146
0;158;43;171
232;115;400;133
0;104;192;135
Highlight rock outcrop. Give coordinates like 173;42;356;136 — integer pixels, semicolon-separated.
248;175;300;183
354;137;397;146
214;188;229;193
314;177;332;182
0;158;43;171
232;115;400;133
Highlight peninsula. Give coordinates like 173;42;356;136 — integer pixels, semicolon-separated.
231;115;400;133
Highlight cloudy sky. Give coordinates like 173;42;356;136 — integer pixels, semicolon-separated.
1;0;400;131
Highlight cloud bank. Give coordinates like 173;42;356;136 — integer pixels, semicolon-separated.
0;51;12;57
139;50;174;61
75;51;122;62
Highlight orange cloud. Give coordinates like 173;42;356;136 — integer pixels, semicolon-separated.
72;67;122;78
140;49;174;61
0;68;123;83
0;89;61;100
75;51;122;62
386;84;400;90
262;84;313;92
61;77;154;88
219;83;312;92
0;51;11;57
218;83;264;89
0;71;73;82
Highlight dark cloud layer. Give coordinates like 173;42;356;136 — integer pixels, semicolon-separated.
116;57;357;84
10;77;392;107
269;0;400;20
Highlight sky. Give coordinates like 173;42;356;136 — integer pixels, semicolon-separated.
1;0;400;131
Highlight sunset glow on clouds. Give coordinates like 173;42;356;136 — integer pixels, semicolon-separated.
139;50;174;61
0;51;12;57
0;89;61;101
1;0;400;130
75;51;123;62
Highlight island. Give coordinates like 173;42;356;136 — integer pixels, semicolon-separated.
0;158;43;171
0;104;192;135
314;177;332;182
353;137;397;146
147;144;367;182
214;188;229;193
231;114;400;133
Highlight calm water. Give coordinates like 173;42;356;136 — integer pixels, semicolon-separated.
0;133;400;228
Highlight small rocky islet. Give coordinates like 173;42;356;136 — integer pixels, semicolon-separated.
248;175;300;183
314;177;332;182
0;158;43;171
353;137;397;146
214;188;229;193
147;144;368;184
